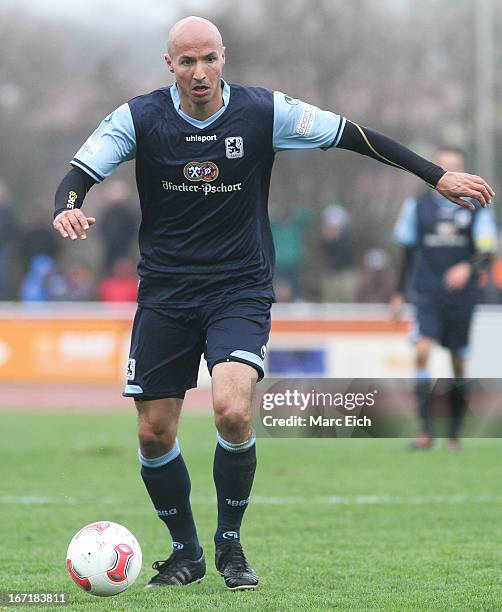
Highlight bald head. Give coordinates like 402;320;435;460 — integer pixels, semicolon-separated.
167;16;223;57
164;16;226;120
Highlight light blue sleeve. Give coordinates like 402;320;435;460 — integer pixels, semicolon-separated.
71;103;136;182
472;207;498;253
273;91;346;152
393;197;418;247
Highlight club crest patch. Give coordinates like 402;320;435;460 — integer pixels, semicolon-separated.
225;137;244;159
126;358;136;381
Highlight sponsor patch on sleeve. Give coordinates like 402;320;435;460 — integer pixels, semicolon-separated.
82;138;101;157
295;104;316;137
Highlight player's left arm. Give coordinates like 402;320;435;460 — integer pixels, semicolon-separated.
336;122;495;210
273;92;494;210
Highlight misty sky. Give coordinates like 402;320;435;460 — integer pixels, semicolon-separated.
0;0;201;30
0;0;414;33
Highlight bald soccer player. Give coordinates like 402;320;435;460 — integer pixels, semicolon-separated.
53;17;494;590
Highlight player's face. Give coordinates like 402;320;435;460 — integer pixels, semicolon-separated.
165;34;225;120
435;151;465;173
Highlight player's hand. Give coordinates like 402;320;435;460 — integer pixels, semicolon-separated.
436;172;494;210
389;292;404;321
444;261;471;291
53;209;96;240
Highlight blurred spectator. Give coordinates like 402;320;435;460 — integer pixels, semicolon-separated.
99;180;139;273
63;263;95;301
273;278;294;303
270;203;312;301
356;248;396;303
20;211;61;274
492;256;502;293
0;179;16;300
320;203;355;301
19;255;67;302
98;258;138;302
482;255;502;304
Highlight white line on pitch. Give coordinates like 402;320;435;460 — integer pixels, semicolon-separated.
0;494;499;506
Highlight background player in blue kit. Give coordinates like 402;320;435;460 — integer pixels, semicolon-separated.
391;146;497;450
52;16;494;590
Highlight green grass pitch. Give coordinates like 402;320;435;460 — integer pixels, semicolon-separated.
1;412;502;611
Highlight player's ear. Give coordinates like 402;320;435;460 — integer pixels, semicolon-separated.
221;46;226;66
164;53;175;73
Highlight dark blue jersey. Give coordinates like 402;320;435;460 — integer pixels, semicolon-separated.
128;84;275;306
394;190;497;305
71;81;347;306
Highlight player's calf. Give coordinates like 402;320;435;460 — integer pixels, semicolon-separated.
139;439;203;568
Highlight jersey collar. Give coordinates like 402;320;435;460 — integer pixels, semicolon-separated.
170;79;230;129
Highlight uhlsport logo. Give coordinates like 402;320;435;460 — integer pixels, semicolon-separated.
172;542;184;551
284;95;299;105
222;531;239;540
186;134;217;143
183;161;219;182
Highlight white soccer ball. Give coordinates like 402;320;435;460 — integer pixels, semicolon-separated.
66;521;142;597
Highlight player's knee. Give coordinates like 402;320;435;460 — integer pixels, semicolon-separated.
416;354;428;370
137;422;176;457
415;343;431;370
214;404;251;441
451;356;465;378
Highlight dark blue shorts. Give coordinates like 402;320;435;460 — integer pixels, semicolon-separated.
123;297;271;400
412;297;474;357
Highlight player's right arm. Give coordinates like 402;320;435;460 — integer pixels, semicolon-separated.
53;103;136;240
389;197;418;319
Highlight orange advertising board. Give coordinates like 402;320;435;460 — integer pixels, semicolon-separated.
0;306;409;384
0;304;499;383
0;317;133;383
